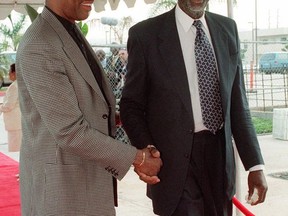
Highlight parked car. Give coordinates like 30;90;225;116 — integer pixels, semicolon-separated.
259;52;288;74
0;51;16;88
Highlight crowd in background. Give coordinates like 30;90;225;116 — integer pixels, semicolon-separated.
96;44;128;101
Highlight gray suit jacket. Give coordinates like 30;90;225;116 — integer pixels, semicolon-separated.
120;9;264;216
16;7;137;216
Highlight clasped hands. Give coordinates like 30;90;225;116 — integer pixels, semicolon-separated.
133;145;163;185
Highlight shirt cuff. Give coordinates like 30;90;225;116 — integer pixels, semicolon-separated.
249;164;265;172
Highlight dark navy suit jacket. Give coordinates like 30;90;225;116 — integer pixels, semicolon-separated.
120;8;264;216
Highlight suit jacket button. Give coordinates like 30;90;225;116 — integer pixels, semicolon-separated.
189;129;193;134
102;114;108;119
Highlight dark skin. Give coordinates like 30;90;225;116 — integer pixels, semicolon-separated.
133;146;162;184
178;0;209;19
178;0;268;205
46;0;94;23
248;171;268;205
45;0;163;185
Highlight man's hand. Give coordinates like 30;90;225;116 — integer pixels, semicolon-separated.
133;146;162;185
247;170;268;205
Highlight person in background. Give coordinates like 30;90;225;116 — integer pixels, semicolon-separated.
106;42;122;75
116;48;129;92
16;0;162;215
106;43;123;90
118;48;128;76
0;63;22;153
95;49;107;69
120;0;268;215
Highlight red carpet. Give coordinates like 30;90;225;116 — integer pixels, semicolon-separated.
0;152;20;216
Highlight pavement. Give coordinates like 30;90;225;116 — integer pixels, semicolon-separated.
1;95;288;215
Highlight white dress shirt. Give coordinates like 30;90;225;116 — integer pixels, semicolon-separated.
175;4;216;132
175;5;264;171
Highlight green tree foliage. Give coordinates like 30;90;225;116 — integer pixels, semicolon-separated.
281;45;288;52
111;16;133;44
76;21;89;37
25;4;39;22
0;14;26;51
0;41;9;52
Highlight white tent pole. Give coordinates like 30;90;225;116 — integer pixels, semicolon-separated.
226;3;242;215
227;0;234;18
228;2;243;215
234;142;242;216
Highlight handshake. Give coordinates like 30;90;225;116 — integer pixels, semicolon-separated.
133;145;163;185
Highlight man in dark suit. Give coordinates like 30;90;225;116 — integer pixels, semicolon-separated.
120;0;268;215
16;0;162;215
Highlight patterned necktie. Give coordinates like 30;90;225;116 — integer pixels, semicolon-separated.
193;20;223;134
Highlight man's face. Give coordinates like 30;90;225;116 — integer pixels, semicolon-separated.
119;50;128;62
178;0;209;19
50;0;94;23
111;47;120;56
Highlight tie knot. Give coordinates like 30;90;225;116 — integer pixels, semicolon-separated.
193;20;202;29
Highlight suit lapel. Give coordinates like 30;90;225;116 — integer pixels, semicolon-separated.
75;30;116;107
63;27;115;107
41;8;112;106
158;9;193;120
205;12;230;116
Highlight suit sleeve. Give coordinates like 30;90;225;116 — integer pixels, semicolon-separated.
229;22;264;170
120;27;154;149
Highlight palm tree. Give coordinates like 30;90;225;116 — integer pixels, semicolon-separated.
0;14;26;51
111;16;133;44
0;41;9;52
282;45;288;52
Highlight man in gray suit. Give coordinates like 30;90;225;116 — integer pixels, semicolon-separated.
16;0;162;215
120;0;268;215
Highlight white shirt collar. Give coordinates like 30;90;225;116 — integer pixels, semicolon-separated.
175;4;209;33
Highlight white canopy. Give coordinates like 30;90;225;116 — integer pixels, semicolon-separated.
94;0;156;12
0;0;42;19
0;0;157;20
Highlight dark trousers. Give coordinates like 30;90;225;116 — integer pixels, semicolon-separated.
171;129;232;216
